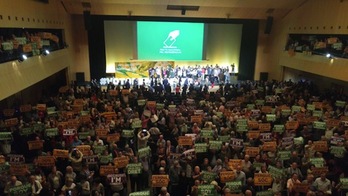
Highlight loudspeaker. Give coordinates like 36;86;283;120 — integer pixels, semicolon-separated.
83;11;91;30
76;72;85;85
264;16;273;34
260;72;269;81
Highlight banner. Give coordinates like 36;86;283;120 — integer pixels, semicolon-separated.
330;146;346;158
236;124;248;132
256;191;274;196
4;118;18;127
96;129;108;138
93;145;107;154
45;128;58;137
132;119;142;128
63;128;77;136
278;151;291;160
262;141;277;152
115;61;174;78
248;121;259;130
107;133;120;143
285;121;299;130
247;131;260;139
311;167;328;177
151;175;170;187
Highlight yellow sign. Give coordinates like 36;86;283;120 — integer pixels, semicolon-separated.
254;173;273;186
151;175;170;187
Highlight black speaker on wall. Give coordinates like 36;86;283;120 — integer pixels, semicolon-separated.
83;11;91;31
264;16;273;34
260;72;269;81
76;72;85;85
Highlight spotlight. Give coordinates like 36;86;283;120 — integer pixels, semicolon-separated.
326;53;331;58
42;49;50;56
18;54;28;62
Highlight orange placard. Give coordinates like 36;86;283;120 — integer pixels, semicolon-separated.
36;104;47;111
285;121;299;130
313;102;323;109
114;156;129;168
37;156;55;167
107;133;120;143
220;171;235;183
96;129;108;138
27;140;44;150
3;109;15;117
254;173;273;186
147;101;156;108
178;136;193;146
294;183;309;193
151;175;170;187
76;145;91;156
313;141;328;152
79;115;91;123
191;116;202;123
248;121;259;130
4;118;18;127
100;165;116;176
247;131;260;139
261;106;273;114
326;119;340;128
72;105;83;113
245;147;260;157
109;90;118;96
53;149;69;158
22;44;32;52
74;99;84;105
122;89;130;95
228;159;242;170
20;104;32;113
262;141;277;152
259;123;271;132
311;167;328;177
10;165;28;176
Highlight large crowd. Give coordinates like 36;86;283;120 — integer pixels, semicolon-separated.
0;76;348;196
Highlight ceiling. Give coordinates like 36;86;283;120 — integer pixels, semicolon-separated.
60;0;309;20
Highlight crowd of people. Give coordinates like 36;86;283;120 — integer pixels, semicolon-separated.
0;77;348;196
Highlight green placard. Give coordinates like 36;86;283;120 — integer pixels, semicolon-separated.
156;103;164;110
310;158;325;167
132;119;142;128
291;105;301;112
78;132;90;140
216;112;223;118
93;145;107;154
339;178;348;189
256;190;274;196
281;109;291;116
209;140;222;150
313;121;326;130
307;104;315;111
313;110;323;117
47;107;57;115
0;132;12;140
122;130;134;138
9;183;31;196
81;110;89;116
273;125;284;133
278;151;291;160
32;123;45;132
257;87;264;92
237;119;247;126
198;184;217;196
137;99;146;106
129;190;150;196
336;101;346;107
1;42;13;50
127;163;143;174
247;104;255;110
201;129;214;139
99;155;112;164
15;37;27;45
268;165;285;178
330;146;346;158
45;128;58;137
255;99;265;106
225;181;242;193
20;127;33;136
266;114;276;122
138;146;151;158
236;125;248;132
195;143;208;153
275;88;283;94
0;164;10;174
293;137;304;145
253;162;264;171
218;135;230;142
202;171;217;183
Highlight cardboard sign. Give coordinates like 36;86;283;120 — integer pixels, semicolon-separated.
191;115;202;123
228;159;242;170
245;147;260;157
254;173;273;186
37;156;55;167
96;129;108;138
83;155;98;165
114;156;129;168
178;136;193;146
247;131;260;139
10;165;28;176
127;163;143;174
107;133;120;143
285;121;299;130
151;175;170;187
220;171;235;183
100;165;116;176
63;128;77;136
313;141;328;152
53;149;69;158
248;121;259;130
4;118;18;127
27;140;43;150
76;145;91;156
262;141;277;152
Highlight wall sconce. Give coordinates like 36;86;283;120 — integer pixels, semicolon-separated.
18;54;28;62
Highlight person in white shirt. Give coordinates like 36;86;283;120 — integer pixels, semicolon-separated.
30;175;42;196
313;173;332;195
